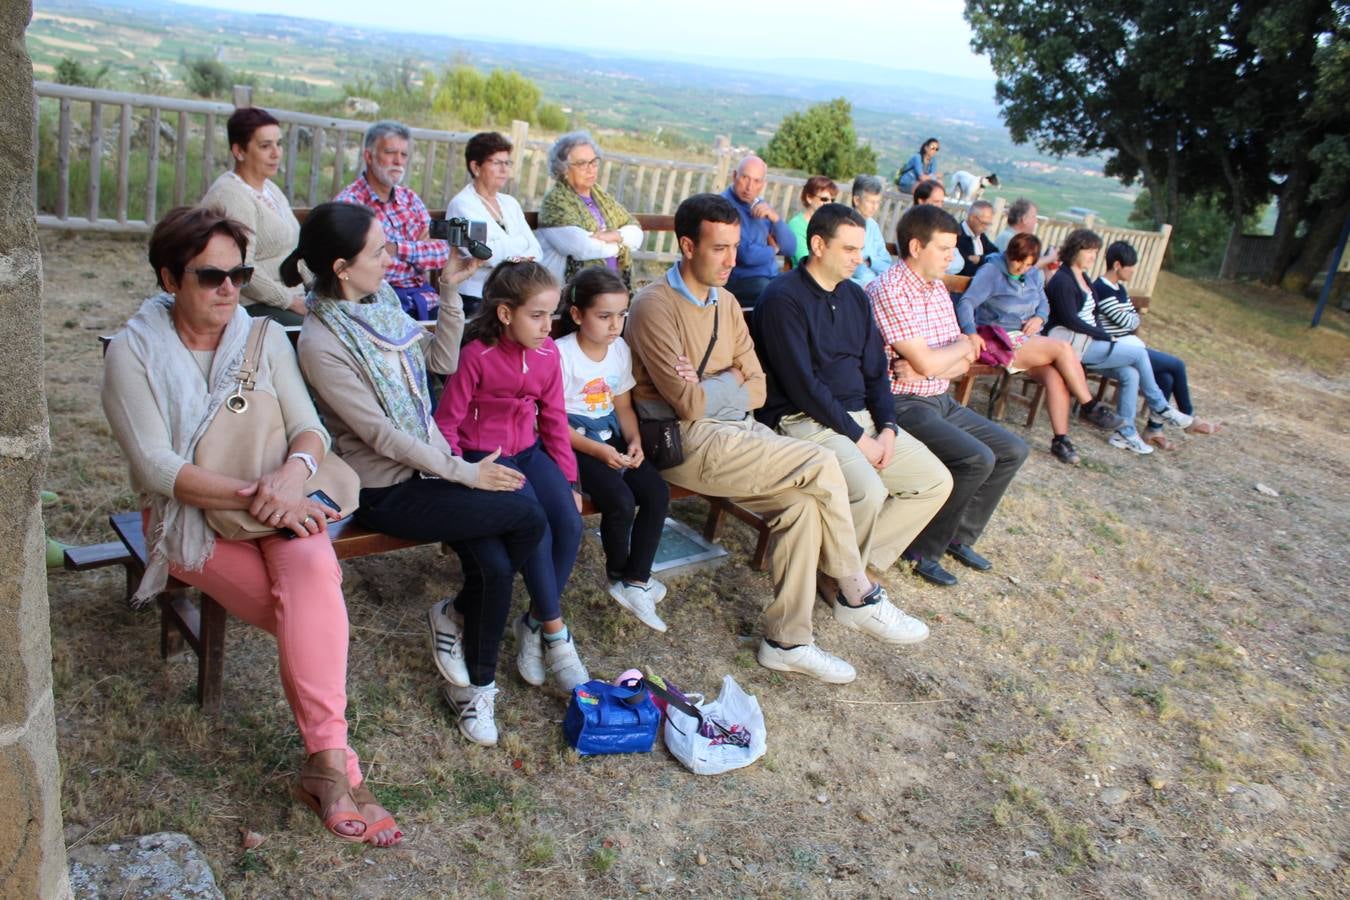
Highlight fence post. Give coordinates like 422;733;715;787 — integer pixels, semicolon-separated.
509;119;529;194
990;197;1007;238
712;135;731;192
232;85;253;109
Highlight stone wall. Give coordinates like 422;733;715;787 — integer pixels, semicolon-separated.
0;1;70;897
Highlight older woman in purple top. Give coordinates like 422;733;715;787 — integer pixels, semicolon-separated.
537;131;644;287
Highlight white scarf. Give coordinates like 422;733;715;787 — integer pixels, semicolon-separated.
120;294;252;605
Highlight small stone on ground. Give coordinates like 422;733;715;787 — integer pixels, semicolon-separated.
68;832;221;899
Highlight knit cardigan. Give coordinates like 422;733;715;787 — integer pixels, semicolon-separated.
201;171;300;310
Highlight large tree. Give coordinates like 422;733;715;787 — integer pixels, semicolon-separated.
761;98;878;182
964;0;1348;290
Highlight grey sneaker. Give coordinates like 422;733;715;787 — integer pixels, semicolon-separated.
607;581;668;632
1156;406;1194;429
1109;430;1155;455
1081;403;1126;431
428;598;470;687
832;591;930;645
443;682;499;746
513;614;546;686
756;640;856;684
544;632;590;694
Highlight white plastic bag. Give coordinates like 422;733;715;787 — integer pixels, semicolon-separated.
663;674;766;775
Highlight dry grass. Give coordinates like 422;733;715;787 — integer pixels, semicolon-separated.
42;239;1350;898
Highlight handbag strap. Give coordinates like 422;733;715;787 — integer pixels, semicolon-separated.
233;317;271;392
694;302;719;380
638;678;705;728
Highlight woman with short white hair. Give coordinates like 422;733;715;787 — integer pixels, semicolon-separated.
537;131;643;286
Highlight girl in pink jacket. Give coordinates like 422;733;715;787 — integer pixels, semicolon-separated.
435;261;590;698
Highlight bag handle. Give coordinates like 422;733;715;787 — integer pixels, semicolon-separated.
694;302;719;381
637;677;706;731
233;317;271;392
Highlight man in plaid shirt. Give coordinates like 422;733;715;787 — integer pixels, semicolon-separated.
336;120;449;319
865;205;1028;587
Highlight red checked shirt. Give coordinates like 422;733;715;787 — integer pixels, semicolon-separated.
335;174;448;289
865;259;963;397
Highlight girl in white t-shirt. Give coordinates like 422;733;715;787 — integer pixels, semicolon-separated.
557;268;671;632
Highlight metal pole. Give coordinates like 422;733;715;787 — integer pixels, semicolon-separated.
1311;209;1350;328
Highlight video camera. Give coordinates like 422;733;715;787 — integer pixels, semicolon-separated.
429;216;493;260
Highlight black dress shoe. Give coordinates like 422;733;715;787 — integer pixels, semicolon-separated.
946;543;992;571
912;557;958;586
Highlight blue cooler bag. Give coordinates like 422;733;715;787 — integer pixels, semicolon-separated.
563;679;660;755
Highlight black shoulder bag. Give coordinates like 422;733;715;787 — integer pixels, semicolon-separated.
639;303;719;469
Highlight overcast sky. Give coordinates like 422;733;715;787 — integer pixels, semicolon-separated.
176;0;995;80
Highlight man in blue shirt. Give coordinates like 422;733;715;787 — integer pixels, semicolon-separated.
754;202;952;599
722;155;796;308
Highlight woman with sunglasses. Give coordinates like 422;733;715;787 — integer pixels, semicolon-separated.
101;206;402;847
897;138;942;194
201;107;307;325
786;175;838;266
537;131;643;287
445;131;543;317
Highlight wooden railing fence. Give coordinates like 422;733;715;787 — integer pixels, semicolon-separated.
32;80;1172;291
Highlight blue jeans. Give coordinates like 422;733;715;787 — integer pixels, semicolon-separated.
1081;336;1167;437
466;442;581;622
1147;348;1192;415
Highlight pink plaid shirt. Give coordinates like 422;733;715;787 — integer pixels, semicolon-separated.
865;260;962;397
335;174;448;289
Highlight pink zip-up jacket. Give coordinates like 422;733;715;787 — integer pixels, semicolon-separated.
435;335;579;483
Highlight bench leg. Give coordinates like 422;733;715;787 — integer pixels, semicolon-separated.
702;499;725;543
953;375;975;407
197;593;226;714
1023;380;1046;429
750;529;770;572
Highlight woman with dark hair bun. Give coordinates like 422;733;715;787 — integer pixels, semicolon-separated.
201;107;306;324
291;202;548;748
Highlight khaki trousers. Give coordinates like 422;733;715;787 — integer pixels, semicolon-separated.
663;417;863;646
778;410;953;571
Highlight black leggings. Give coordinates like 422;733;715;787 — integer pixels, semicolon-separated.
356;477;546;685
575;435;670;583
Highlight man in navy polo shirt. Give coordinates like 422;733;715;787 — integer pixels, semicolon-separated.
754;203;952;611
722;155;796;308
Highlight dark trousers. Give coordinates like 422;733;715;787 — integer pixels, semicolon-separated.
892;393;1029;560
356;477;546;686
1146;348;1191;416
466;442;581;623
575;434;670;583
726;275;773;309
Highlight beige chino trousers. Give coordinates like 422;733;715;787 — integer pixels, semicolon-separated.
777;410;953;572
663;417;864;646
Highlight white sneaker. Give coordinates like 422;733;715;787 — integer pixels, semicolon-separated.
647;577;668;604
443;682;499;746
607;581;668;632
833;591;930;645
1109;430;1155;455
427;598;470;686
513;614;546;686
1157;406;1194;429
544;632;591;694
756;640;856;684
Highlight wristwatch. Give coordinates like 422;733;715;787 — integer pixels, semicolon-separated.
288;451;318;478
880;423;901;436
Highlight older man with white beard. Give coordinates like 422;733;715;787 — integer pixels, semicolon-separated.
335;120;449;319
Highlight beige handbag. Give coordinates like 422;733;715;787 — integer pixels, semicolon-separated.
195;318;359;540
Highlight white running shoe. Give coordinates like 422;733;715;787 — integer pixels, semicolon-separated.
544;632;591;694
756;640;856;684
833;592;930;645
428;598;470;686
1109;430;1156;455
513;614;546;686
647;577;668;604
607;581;668;632
443;681;499;746
1157;406;1194;429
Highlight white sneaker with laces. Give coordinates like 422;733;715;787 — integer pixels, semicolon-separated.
1109;430;1155;455
756;640;856;684
607;581;668;632
544;632;590;694
444;682;499;746
1157;406;1194;429
428;598;470;686
833;593;930;645
647;577;668;604
513;614;546;686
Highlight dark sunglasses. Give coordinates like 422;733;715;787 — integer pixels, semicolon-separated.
184;264;253;289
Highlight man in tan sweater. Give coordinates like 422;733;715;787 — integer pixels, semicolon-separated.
627;194;930;684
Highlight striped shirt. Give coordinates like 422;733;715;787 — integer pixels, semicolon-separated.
1091;276;1140;337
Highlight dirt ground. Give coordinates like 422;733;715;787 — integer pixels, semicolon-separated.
41;232;1349;898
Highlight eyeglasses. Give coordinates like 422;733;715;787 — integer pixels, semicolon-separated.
184;264;253;289
815;195;836;203
568;156;601;170
484;158;513;169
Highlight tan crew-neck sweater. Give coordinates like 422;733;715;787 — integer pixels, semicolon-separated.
201;171;300;310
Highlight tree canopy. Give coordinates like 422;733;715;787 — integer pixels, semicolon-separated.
761;98;878;182
964;0;1349;290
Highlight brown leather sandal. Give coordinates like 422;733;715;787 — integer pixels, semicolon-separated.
350;783;402;846
1145;430;1178;451
292;761;367;843
1185;420;1223;435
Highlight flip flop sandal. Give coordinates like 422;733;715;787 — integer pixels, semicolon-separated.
351;783;403;846
292;763;367;843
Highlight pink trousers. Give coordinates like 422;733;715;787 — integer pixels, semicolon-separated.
153;512;362;786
